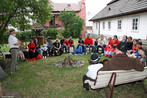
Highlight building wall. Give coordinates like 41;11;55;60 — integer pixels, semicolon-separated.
46;0;86;37
92;12;147;40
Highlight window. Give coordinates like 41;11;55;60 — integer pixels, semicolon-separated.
118;20;122;29
49;16;55;27
96;22;98;29
108;21;111;29
103;22;105;29
132;18;139;30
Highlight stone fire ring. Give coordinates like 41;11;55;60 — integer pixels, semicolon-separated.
54;56;84;68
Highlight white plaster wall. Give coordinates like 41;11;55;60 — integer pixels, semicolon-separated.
92;12;147;40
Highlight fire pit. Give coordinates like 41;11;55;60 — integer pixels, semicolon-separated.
55;56;84;67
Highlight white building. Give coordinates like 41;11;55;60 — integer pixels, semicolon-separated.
90;0;147;40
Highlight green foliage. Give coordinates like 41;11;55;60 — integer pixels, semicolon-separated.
41;30;47;38
16;30;36;42
46;28;59;39
62;28;71;38
58;10;76;28
58;10;84;38
0;32;10;44
56;32;62;39
0;0;53;40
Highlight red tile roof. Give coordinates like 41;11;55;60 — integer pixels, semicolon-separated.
50;1;81;12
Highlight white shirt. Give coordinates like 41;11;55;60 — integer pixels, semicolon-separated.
86;64;103;80
42;44;48;51
8;35;19;48
98;38;107;45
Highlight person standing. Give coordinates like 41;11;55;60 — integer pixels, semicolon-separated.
8;28;21;74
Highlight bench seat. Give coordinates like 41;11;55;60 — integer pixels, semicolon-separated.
85;67;147;90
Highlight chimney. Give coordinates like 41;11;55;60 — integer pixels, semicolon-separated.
81;0;85;5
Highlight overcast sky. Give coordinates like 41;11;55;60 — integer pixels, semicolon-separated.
52;0;111;26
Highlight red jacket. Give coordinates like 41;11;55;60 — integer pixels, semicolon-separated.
84;37;93;45
63;40;68;45
67;39;74;46
28;43;36;51
108;40;113;47
113;40;119;46
132;45;138;51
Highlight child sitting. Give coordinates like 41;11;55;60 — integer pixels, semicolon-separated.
138;49;147;67
42;41;48;58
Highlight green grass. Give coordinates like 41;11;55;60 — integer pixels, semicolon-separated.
1;38;147;98
2;54;147;98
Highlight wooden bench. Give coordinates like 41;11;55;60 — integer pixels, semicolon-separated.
84;67;147;98
142;40;147;51
2;52;11;58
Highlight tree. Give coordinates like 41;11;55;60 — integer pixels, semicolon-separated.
0;0;53;40
58;10;84;38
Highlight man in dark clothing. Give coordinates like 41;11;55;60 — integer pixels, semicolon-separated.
53;39;63;56
125;36;133;50
60;36;67;53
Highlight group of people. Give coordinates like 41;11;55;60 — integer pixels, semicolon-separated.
83;38;147;91
8;28;147;75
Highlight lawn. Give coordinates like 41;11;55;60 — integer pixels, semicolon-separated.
1;53;147;98
1;38;147;98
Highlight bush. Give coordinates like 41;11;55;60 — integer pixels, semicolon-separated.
58;11;84;38
62;28;71;38
17;30;36;42
0;32;10;44
46;28;59;39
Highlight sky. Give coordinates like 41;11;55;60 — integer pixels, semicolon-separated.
52;0;111;26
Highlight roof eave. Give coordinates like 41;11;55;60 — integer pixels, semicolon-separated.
89;8;147;21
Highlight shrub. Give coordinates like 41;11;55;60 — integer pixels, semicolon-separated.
62;28;71;38
17;30;36;42
46;28;58;39
0;32;10;44
58;11;84;38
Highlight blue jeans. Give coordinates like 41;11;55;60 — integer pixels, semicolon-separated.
97;45;106;53
86;45;94;53
62;45;67;53
83;45;87;54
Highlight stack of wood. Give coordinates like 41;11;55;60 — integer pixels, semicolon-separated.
62;56;75;67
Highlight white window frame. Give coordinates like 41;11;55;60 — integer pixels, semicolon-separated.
117;20;122;30
108;21;111;30
132;17;139;31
